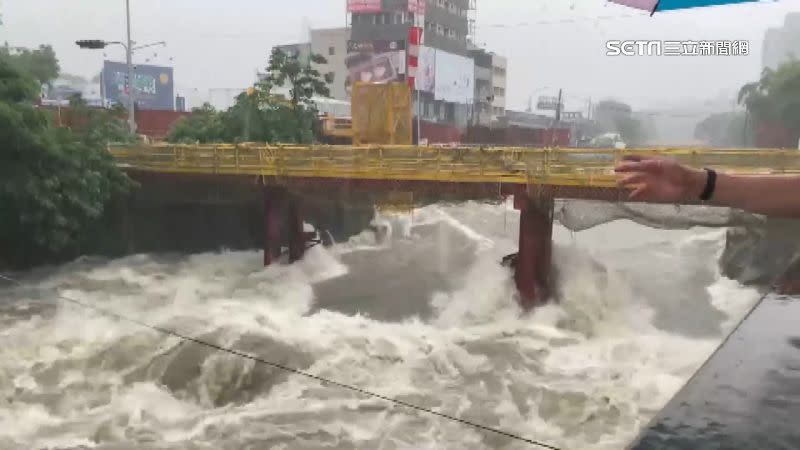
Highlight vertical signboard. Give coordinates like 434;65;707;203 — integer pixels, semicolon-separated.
433;50;474;103
345;40;407;96
407;27;423;89
103;61;175;111
347;0;382;12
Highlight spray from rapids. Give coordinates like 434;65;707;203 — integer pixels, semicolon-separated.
0;201;762;450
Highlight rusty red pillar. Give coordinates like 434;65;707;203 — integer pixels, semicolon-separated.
514;189;554;310
263;186;283;266
287;193;306;263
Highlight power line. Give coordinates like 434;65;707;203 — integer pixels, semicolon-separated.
159;12;648;42
477;12;649;29
0;273;565;450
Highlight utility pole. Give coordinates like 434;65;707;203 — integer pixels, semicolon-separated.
77;0;163;134
549;88;562;147
555;88;563;123
125;0;136;134
587;97;592;121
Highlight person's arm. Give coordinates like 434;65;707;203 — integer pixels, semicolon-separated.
615;156;800;218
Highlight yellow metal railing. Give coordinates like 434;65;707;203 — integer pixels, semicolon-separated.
110;144;800;188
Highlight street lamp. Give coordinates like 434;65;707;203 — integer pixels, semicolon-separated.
76;0;164;135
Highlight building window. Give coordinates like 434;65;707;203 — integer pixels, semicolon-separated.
447;28;456;39
436;24;444;35
437;0;445;7
328;46;335;56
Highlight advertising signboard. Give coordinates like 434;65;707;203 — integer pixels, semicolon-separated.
433;50;474;104
537;96;563;111
415;46;436;93
103;61;174;111
347;0;382;12
346;39;407;95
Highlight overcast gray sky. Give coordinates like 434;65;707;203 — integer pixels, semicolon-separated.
1;0;798;111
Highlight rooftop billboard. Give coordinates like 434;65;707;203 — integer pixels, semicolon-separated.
347;0;382;12
103;61;174;111
345;39;407;96
433;50;474;104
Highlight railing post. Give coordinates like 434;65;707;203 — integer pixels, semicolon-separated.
213;145;219;174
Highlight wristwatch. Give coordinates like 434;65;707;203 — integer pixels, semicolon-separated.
700;168;717;202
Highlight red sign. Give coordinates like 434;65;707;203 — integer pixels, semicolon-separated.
408;0;426;15
347;0;382;13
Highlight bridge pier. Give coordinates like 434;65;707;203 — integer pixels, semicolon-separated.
263;187;309;266
287;193;306;263
513;190;554;310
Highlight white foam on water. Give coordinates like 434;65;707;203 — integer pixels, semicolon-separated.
0;202;765;450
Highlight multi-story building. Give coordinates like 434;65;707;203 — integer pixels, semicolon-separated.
491;53;507;121
270;1;511;142
310;28;350;101
470;48;494;126
349;0;476;131
763;13;800;70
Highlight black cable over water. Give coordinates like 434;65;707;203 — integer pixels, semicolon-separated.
0;273;563;450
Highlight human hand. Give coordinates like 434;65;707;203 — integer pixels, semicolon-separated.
614;155;707;202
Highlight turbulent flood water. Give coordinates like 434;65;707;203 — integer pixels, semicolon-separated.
0;201;764;450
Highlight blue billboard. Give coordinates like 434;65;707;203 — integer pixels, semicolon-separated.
103;61;174;111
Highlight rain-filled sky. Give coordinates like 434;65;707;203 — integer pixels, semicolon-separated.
1;0;798;111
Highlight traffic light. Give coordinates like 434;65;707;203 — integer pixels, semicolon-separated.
75;40;107;49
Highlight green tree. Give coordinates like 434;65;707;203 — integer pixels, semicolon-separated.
167;103;226;143
694;111;753;147
738;62;800;144
261;48;331;110
0;43;59;86
260;48;331;142
67;94;139;146
0;52;130;268
166;49;332;145
593;99;647;145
